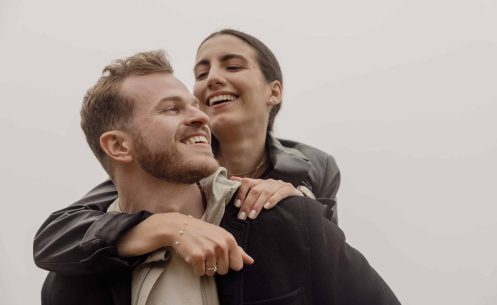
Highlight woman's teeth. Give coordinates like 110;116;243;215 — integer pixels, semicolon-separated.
208;94;237;106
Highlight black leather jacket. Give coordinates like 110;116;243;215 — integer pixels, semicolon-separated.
33;136;340;273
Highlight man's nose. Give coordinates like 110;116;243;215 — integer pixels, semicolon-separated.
185;106;209;127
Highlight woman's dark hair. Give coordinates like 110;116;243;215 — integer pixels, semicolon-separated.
199;29;283;132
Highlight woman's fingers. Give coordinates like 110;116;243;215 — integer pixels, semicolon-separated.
204;252;218;276
214;241;230;275
231;176;260;209
264;182;303;209
237;179;303;219
240;247;254;265
228;245;254;271
242;185;272;219
189;250;207;276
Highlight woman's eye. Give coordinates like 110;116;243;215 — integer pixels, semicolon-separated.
195;72;208;80
226;65;242;71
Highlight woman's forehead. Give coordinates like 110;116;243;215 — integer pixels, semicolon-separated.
196;34;257;62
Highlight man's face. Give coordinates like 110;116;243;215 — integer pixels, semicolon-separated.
120;72;219;183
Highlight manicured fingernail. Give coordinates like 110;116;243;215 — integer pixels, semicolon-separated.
234;199;241;208
264;202;272;209
238;211;247;220
248;210;257;219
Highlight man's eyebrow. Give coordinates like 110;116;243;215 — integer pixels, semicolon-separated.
194;53;248;71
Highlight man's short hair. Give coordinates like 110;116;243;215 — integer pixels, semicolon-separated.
80;50;173;175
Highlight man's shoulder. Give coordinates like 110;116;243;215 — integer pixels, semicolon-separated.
222;196;331;234
256;196;329;226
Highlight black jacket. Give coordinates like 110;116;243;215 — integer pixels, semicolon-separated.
42;196;400;305
34;136;340;273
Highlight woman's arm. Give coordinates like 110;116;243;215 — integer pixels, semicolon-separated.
33;180;152;274
314;153;341;224
33;180;253;276
268;138;341;223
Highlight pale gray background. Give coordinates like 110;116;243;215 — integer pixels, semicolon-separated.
1;0;496;304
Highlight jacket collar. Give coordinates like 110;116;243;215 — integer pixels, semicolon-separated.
266;133;311;187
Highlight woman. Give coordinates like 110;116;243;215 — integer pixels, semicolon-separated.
33;29;340;275
193;29;339;221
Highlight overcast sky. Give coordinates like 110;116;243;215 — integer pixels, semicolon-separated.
1;0;496;304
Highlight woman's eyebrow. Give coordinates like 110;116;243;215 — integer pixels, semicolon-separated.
194;59;209;72
219;53;247;63
194;53;248;71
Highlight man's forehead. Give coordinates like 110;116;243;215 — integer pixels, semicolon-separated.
121;72;184;92
120;72;189;101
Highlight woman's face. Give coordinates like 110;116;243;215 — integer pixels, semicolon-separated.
193;34;278;136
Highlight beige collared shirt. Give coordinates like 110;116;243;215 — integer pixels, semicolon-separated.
108;168;239;305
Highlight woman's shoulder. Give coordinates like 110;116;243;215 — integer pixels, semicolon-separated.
269;136;340;202
274;137;336;165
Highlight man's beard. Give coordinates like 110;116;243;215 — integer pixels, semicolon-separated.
133;132;218;184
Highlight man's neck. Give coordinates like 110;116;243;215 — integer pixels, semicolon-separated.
115;170;205;218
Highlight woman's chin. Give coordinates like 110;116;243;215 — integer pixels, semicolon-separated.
210;116;243;134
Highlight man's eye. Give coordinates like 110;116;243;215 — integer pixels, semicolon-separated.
162;107;178;113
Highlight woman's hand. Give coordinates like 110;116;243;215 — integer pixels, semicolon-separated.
230;177;303;220
117;212;253;276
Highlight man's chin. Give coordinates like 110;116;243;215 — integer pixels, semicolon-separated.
192;157;219;176
177;164;219;184
174;157;219;183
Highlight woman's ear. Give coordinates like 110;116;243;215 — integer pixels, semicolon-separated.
267;80;283;106
100;131;133;163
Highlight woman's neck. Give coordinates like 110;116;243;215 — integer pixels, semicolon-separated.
216;128;268;178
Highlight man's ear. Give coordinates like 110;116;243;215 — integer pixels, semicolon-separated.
100;131;133;163
267;80;283;106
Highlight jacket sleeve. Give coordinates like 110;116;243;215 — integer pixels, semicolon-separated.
314;153;341;224
33;180;152;275
306;198;401;304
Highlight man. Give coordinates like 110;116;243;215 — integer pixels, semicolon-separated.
39;50;400;305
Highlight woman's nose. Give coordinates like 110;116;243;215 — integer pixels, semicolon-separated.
206;68;225;89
